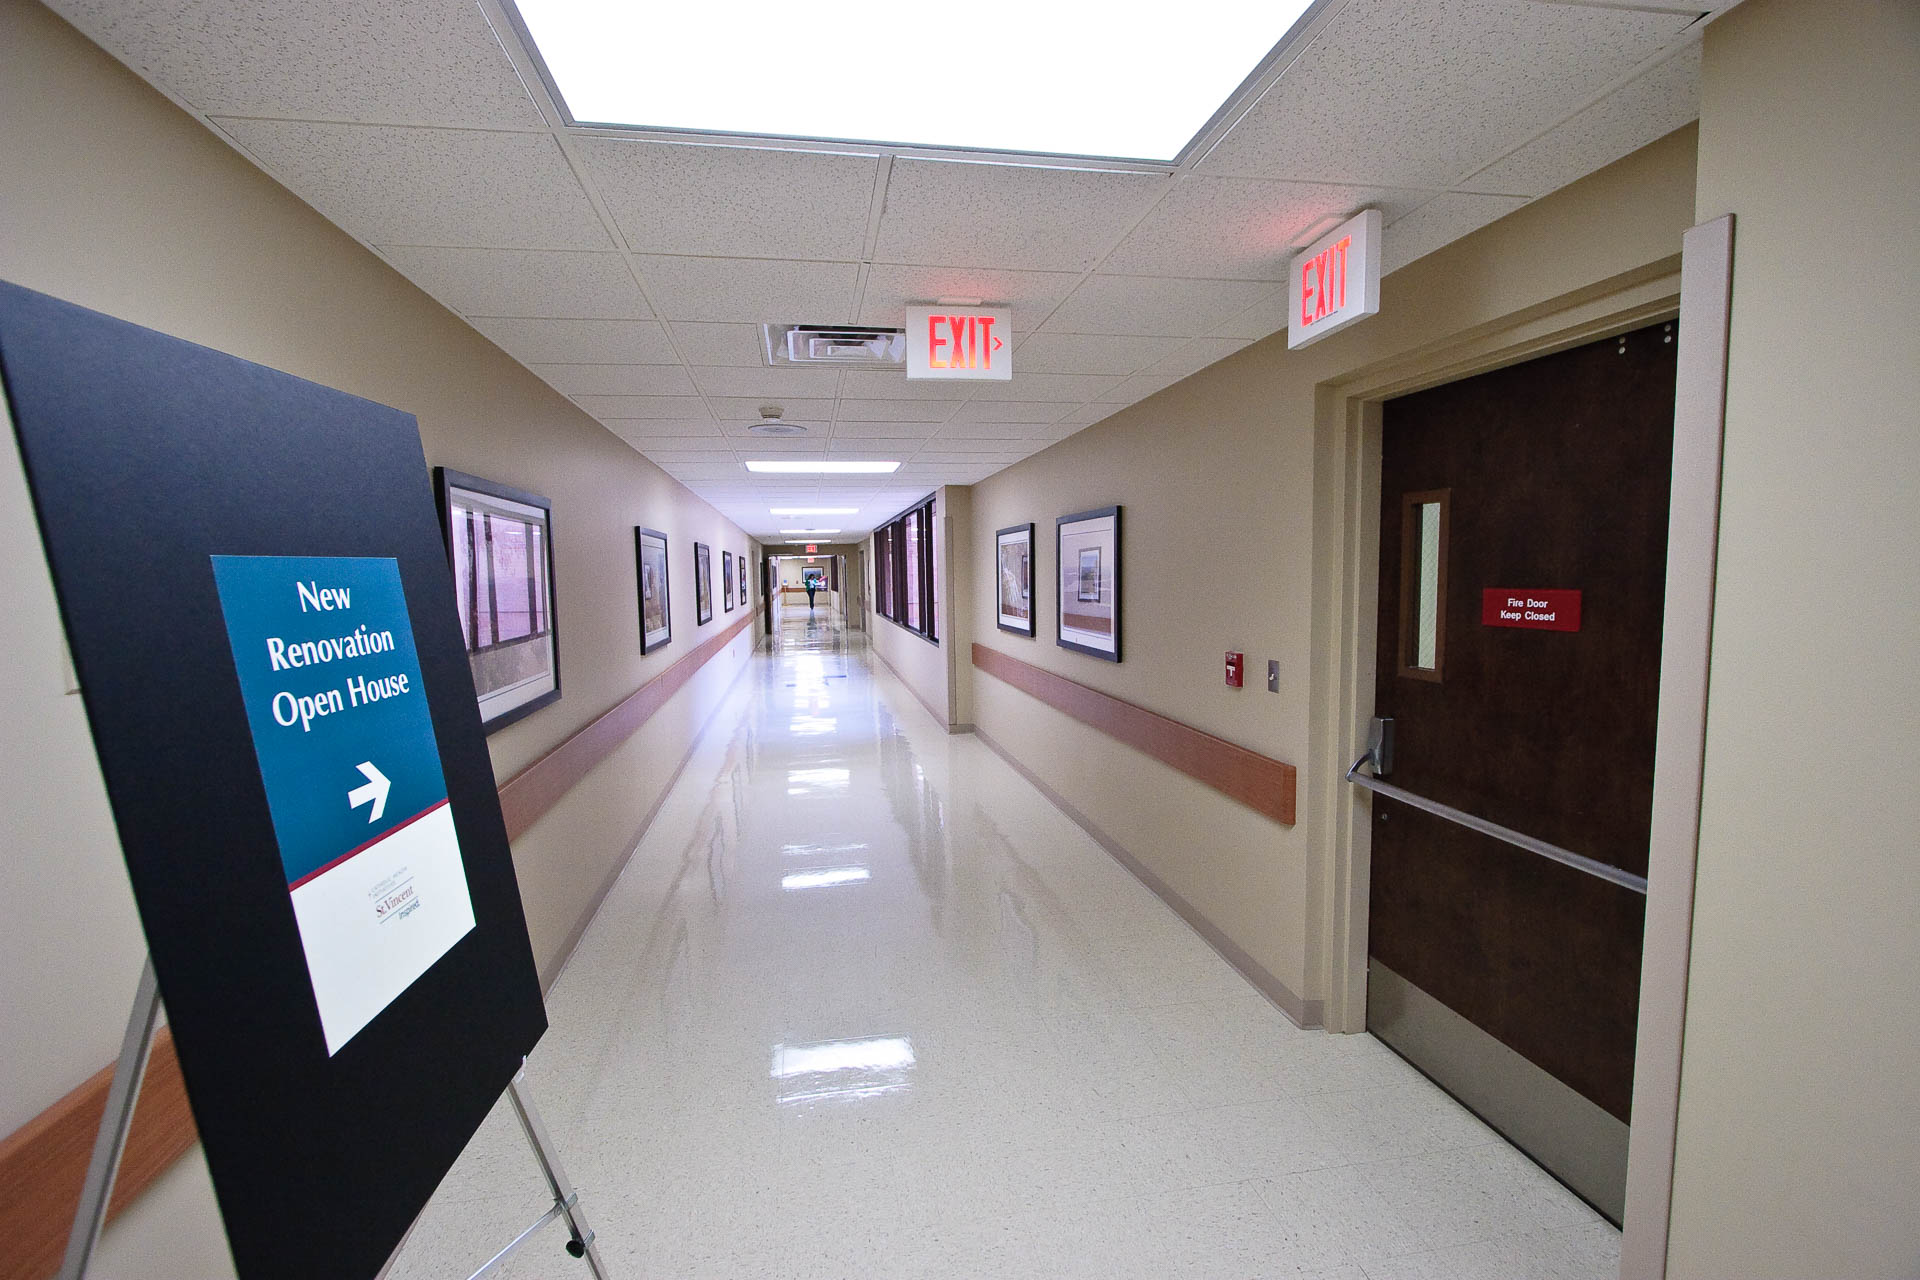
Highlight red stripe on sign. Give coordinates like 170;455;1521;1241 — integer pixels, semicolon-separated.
287;799;451;890
1482;588;1582;632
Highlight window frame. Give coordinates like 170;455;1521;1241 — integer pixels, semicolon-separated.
872;494;938;644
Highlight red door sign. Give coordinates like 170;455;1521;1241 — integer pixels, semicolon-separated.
1482;588;1582;632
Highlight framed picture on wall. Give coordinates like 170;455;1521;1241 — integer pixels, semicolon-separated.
743;549;754;606
635;526;671;653
722;550;734;612
433;468;560;732
1057;505;1120;661
996;523;1035;637
694;541;713;625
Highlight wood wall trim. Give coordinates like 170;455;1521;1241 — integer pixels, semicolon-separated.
0;1030;195;1280
971;644;1296;825
0;612;759;1279
498;611;755;840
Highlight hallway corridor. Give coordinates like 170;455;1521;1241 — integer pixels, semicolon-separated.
390;614;1617;1279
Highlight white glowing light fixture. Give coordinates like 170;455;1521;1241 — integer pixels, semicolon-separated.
515;1;1315;161
781;866;872;891
747;460;900;474
779;529;842;535
771;507;858;516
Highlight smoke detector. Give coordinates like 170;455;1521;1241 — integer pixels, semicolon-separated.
746;406;809;437
762;324;906;368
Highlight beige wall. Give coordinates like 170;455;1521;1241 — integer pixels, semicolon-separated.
0;2;757;1272
969;126;1700;1019
1664;1;1920;1274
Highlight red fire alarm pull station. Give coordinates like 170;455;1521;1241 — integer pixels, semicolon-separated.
1225;652;1244;687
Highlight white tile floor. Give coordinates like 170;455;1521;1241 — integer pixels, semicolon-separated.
388;612;1618;1279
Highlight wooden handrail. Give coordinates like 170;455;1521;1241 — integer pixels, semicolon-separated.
0;611;758;1280
0;1030;194;1280
972;644;1296;825
498;611;755;839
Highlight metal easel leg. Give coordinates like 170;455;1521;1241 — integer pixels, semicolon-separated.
59;957;163;1280
501;1062;611;1278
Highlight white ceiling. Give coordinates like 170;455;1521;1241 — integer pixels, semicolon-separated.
51;0;1726;539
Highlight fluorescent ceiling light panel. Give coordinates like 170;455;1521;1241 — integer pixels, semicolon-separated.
515;1;1315;161
779;529;842;534
746;460;900;474
771;508;859;515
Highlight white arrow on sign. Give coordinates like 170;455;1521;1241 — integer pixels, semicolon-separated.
347;761;390;823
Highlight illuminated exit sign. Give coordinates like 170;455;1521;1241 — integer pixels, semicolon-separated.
907;305;1011;380
1287;209;1381;350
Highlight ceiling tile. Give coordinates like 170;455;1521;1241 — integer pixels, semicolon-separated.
916;436;1028;454
874;159;1168;272
833;399;959;424
1142;336;1254;379
637;448;742;465
52;0;543;128
376;247;647;319
532;363;697;396
718;434;828;451
217;121;609;249
1380;193;1530;275
1196;0;1695;188
950;401;1072;425
636;256;859;323
859;265;1081;336
1205;287;1293;342
835;371;971;400
1463;45;1701;198
657;462;743;480
1055;403;1119;428
1044;276;1272;337
573;395;711;418
830;421;944;438
1014;332;1169;376
690;367;843;399
1098;372;1188;402
1101;176;1432;280
471;317;675;364
971;372;1125;403
609;419;726;438
937;419;1054;439
669;322;768;366
824;443;923;458
711;398;837;423
579;140;878;260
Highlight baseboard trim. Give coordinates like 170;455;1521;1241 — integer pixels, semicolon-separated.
973;725;1321;1029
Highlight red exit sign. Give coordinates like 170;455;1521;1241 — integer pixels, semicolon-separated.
907;305;1012;380
1482;589;1582;632
1288;209;1381;350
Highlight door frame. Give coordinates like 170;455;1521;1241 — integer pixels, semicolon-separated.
1310;229;1730;1270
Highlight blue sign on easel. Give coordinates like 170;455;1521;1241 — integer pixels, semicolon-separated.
211;555;475;1054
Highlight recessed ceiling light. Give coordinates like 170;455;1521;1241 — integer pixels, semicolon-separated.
770;507;858;516
746;460;900;474
514;0;1315;161
779;529;842;534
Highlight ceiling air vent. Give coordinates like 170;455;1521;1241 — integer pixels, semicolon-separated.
763;324;906;369
746;406;809;437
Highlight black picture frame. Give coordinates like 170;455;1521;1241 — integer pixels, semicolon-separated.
433;467;561;733
694;541;713;625
635;526;671;654
1056;505;1121;662
995;522;1035;637
722;549;735;612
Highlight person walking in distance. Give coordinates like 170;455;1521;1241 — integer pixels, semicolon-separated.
805;575;818;611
